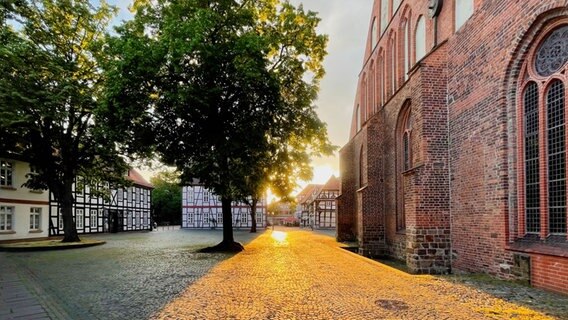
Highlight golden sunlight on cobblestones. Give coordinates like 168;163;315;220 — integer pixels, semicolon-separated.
155;229;556;320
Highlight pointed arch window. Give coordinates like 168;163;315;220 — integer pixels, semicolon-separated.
390;37;396;94
519;24;568;238
380;0;389;35
371;17;378;48
402;109;413;171
415;16;426;62
359;146;367;188
370;61;375;115
397;105;413;231
356;104;361;132
404;19;410;81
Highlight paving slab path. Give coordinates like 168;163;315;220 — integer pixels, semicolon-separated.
156;229;565;320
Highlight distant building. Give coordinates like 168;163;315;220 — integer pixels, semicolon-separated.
296;184;322;227
181;183;266;229
268;200;297;226
0;155;153;241
296;176;340;229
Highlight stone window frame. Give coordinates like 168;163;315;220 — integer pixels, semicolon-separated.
517;20;568;239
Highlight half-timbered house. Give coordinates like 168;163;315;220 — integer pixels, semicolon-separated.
297;177;339;229
49;169;153;236
308;176;340;229
181;183;266;229
296;184;322;228
0;155;153;240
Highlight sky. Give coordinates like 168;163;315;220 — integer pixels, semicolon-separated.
105;0;374;188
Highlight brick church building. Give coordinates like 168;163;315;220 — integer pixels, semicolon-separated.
338;0;568;294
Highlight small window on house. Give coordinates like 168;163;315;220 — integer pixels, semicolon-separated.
90;209;98;228
29;207;41;231
0;160;14;187
203;191;209;202
455;0;474;31
75;209;84;229
0;206;14;231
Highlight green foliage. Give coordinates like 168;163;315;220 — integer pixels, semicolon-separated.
0;0;148;241
150;170;182;225
103;0;335;242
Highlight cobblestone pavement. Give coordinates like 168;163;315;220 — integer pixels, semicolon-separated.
157;228;567;320
2;229;260;320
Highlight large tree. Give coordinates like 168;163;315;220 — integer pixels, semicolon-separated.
236;1;334;232
0;0;151;242
107;0;332;251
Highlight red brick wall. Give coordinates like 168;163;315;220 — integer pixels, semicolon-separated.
531;254;568;295
447;0;568;282
341;0;568;294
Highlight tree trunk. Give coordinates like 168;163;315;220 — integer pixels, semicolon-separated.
199;196;244;252
249;198;257;233
61;178;80;242
221;196;234;244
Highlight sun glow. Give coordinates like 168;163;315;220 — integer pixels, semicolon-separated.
271;231;288;243
310;165;339;185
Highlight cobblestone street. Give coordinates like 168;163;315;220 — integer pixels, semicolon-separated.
157;228;567;320
1;229;260;319
1;228;567;319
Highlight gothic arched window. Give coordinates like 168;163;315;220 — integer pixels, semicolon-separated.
415;16;426;62
397;104;412;231
519;24;568;238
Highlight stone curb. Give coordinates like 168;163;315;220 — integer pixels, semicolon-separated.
0;241;106;252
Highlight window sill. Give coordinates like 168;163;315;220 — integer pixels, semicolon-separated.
0;231;16;234
0;186;16;191
507;237;568;258
29;230;43;234
29;190;44;194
